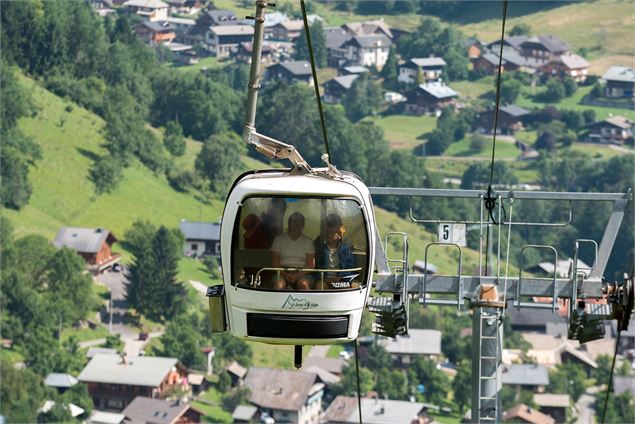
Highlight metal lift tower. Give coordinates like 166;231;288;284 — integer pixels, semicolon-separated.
369;188;633;423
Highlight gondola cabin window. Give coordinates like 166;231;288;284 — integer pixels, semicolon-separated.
233;196;369;291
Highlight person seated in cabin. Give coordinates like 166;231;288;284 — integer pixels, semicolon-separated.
271;212;315;290
241;213;269;285
316;213;356;289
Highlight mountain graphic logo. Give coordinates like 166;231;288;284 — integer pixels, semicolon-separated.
282;295;319;310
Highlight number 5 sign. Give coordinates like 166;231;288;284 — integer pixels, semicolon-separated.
437;223;467;246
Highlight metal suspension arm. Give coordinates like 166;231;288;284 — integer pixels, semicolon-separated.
243;1;311;174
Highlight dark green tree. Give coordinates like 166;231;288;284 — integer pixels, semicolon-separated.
294;20;327;67
548;362;587;401
161;312;206;369
342;73;383;122
595;390;635;423
195;132;245;193
330;363;374;397
380;48;399;90
1;147;33;209
411;357;451;405
62;384;94;418
542;78;566;102
376;369;408;399
90;156;123;195
221;387;251;412
0;358;47;423
453;359;472;413
362;343;392;371
509;23;531;36
500;77;522;104
210;332;253;368
37;403;74;423
123;220;157;256
164;120;186;157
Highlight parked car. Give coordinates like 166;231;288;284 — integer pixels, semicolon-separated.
139;332;149;341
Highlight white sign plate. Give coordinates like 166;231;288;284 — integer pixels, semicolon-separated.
437;223;467;246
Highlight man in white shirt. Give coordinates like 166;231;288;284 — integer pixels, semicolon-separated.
271;212;315;290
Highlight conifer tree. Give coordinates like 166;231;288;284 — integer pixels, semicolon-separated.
380;49;398;90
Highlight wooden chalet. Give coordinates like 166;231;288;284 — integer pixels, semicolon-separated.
338;34;391;70
398;57;446;84
135;21;176;46
270;19;304;41
122;397;202;423
585;115;634;145
123;0;169;22
476;104;530;134
265;60;313;85
163;0;202;16
404;82;458;116
53;227;120;273
519;35;569;65
78;354;186;412
602;66;635;99
204;25;254;57
232;41;275;65
323;74;358;104
542;53;590;82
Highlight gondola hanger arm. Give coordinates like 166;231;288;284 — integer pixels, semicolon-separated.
246;129;312;174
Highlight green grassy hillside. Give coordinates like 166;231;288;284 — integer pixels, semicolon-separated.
3;74;226;240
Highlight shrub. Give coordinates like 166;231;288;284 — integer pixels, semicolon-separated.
90;156;123;194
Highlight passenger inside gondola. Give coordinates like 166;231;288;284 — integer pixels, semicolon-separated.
271;212;315;290
315;213;356;290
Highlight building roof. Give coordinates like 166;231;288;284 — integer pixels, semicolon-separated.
533;393;571;408
78;354;178;387
597;115;634;129
409;57;447;68
419;82;459;100
179;221;220;241
523;35;569;53
503;404;555;424
324;27;351;50
342;20;393;38
613;376;635;396
40;401;85;418
552;53;590;69
412;260;439;274
44;373;79;388
277;19;304;31
124;0;168;8
89;410;126;424
86;347;118;358
54;227;115;253
187;373;205;385
243;367;319;411
602;66;635;83
500;104;530;117
329;74;359;90
537;258;590;278
342;66;368;74
509;309;567;330
302;357;346;375
164;16;195;26
324;396;426;424
380;329;442;356
226;361;248;379
561;344;598;368
205;9;238;25
502;364;550;386
232;405;258;421
277;60;312;76
210;24;253;36
345;34;392;49
488;35;528;50
122;397;197;424
302;366;341;385
141;20;176;32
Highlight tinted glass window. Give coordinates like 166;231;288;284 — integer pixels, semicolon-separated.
232;197;369;291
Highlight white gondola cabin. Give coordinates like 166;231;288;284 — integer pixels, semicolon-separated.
210;169;376;345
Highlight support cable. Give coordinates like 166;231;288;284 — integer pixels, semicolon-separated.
354;340;363;424
300;0;331;159
601;331;622;423
483;0;509;227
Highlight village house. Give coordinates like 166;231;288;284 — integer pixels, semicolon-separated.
204;24;254;57
379;328;442;365
232;41;275;64
91;0;116;17
123;0;169;22
602;66;635;99
270;19;304;42
476;104;530;134
341;19;393;39
502;364;550;393
184;9;238;46
502;404;555;424
486;35;529;57
541;53;590;82
53;226;121;273
266;61;313;85
585;115;634;145
243;368;324;424
339;65;368;76
324;396;430;424
226;361;247;387
44;373;79;393
519;35;569;65
179;220;220;257
163;0;201;16
532;394;571;424
338;34;392;70
78;354;186;412
135;21;176;46
397;57;447;84
404;82;458;116
164;16;196;34
325;26;353;68
464;37;485;59
232;405;258;423
88;410;126;424
121;397;202;423
323;74;359;104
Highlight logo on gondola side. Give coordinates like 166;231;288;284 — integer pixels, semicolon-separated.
282;295;318;310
